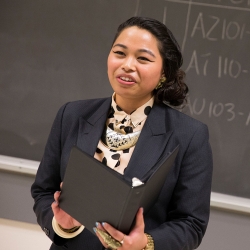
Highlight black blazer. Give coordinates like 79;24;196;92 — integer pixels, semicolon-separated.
31;97;213;250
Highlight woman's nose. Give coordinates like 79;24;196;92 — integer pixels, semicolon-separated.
122;57;136;72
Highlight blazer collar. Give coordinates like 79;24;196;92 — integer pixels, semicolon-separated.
124;104;173;181
77;99;173;181
76;97;111;156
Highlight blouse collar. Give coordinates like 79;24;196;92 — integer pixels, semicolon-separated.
111;93;154;128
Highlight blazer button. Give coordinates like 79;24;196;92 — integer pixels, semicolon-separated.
44;227;50;236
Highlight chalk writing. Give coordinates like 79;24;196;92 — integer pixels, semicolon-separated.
185;50;248;79
187;98;250;126
191;12;249;41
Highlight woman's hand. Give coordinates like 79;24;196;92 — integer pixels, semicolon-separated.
51;183;82;229
95;207;148;250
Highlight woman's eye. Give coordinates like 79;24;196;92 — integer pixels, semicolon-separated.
113;50;125;56
138;57;152;62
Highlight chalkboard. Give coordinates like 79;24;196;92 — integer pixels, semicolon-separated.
0;0;249;199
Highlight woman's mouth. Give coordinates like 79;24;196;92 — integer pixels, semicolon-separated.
117;75;136;85
120;76;133;82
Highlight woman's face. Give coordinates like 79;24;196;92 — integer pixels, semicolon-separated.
107;26;163;107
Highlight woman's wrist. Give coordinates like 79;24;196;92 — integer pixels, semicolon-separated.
142;233;154;250
52;216;84;238
58;223;81;233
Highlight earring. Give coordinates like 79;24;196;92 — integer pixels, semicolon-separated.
155;76;166;90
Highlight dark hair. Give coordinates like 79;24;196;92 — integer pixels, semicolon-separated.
112;17;188;107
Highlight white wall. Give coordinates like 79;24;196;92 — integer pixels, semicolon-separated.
0;218;51;250
1;168;250;250
198;209;250;250
1;208;250;250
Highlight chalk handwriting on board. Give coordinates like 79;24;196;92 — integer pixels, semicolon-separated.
165;0;250;9
190;12;250;41
185;51;249;78
187;98;250;126
164;0;250;51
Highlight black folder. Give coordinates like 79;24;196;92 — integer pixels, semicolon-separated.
59;145;179;234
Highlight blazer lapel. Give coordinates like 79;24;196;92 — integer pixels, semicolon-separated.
124;104;173;180
77;99;174;181
76;98;111;156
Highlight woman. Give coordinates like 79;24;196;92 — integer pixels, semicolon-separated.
31;17;213;250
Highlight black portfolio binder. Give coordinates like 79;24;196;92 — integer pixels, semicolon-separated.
59;145;179;234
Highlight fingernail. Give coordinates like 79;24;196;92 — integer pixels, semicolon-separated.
95;222;99;227
102;222;106;227
93;227;97;233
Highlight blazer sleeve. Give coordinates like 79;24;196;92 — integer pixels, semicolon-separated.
148;123;213;250
31;103;69;246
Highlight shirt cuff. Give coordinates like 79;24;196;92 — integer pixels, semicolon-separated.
52;216;85;239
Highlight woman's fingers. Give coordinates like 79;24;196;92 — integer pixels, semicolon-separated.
94;227;110;249
94;208;147;250
101;222;125;243
54;190;61;202
134;207;145;229
94;222;125;249
52;182;63;208
51;186;82;228
51;191;61;214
